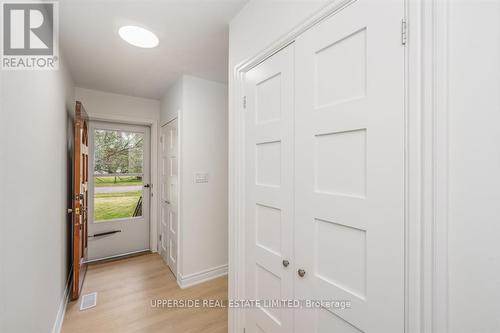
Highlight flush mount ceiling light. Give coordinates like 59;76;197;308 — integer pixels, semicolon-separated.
119;26;159;48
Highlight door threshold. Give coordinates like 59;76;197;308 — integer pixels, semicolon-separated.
85;249;151;264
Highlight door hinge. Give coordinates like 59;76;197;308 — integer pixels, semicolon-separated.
159;234;162;241
401;19;407;46
243;96;247;109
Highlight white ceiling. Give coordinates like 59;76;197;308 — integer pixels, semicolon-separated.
59;0;247;99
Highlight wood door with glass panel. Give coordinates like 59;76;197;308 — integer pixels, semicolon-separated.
71;101;89;300
88;122;151;261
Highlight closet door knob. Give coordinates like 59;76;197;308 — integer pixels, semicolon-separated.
298;269;306;277
282;260;290;267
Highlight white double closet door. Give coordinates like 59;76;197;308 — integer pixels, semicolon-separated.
244;0;405;332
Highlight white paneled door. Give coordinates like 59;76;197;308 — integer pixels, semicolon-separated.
245;45;294;333
243;0;405;332
294;0;405;332
160;119;179;277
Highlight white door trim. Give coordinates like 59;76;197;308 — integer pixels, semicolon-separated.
86;112;159;255
228;0;450;332
410;0;450;332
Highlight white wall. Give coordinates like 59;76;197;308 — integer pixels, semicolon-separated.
160;75;228;280
229;0;329;68
160;78;183;126
0;60;75;332
75;87;160;121
181;75;228;277
447;1;500;332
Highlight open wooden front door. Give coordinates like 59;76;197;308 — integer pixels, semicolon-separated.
71;101;89;300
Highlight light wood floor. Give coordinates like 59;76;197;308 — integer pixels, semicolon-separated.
62;253;228;333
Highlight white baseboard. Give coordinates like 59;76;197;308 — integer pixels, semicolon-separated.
51;271;72;333
177;264;228;289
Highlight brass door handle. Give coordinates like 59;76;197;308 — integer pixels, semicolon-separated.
298;269;306;277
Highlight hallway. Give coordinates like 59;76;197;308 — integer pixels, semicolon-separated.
62;254;227;333
1;1;499;332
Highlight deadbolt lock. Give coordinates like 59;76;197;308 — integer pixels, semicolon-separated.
298;269;306;277
282;260;290;267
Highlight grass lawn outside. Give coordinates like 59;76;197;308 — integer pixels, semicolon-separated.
94;191;142;221
95;175;142;187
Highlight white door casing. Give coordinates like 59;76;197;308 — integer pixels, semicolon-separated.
160;119;179;276
88;121;151;261
244;45;295;333
294;0;405;332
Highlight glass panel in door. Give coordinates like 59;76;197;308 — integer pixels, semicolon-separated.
93;129;144;222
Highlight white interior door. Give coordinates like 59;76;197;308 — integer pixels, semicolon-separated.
88;121;151;261
294;0;405;332
244;45;294;333
160;119;179;276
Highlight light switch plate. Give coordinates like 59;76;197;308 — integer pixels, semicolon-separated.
195;173;209;183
